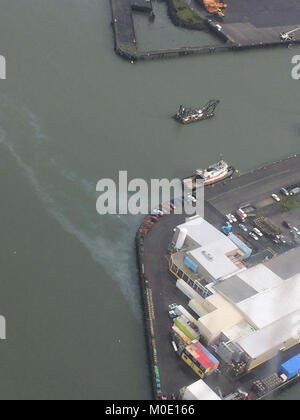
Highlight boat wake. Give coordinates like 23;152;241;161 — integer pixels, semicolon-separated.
0;98;142;318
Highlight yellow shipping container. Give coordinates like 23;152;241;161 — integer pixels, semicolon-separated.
181;352;193;367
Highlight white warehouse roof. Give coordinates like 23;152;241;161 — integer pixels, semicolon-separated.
177;217;227;247
190;241;242;280
237;274;300;329
183;379;221;401
177;217;244;280
237;308;300;360
237;264;283;294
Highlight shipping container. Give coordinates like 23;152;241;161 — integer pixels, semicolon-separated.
182;341;219;378
184;256;198;273
174;316;199;341
279;354;300;380
228;232;252;259
172;325;191;345
175;305;198;324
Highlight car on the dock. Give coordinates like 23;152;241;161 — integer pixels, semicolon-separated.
229;213;237;223
271;193;281;202
292;227;300;235
226;214;234;223
236;210;246;223
276;234;287;244
239;224;248;232
168;303;177;311
253;227;263;237
249;232;259;241
280;236;287;244
280;187;290;197
207;19;222;32
152;209;164;217
169;310;177;320
290;187;300;196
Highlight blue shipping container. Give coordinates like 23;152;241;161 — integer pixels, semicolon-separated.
228;233;252;259
184;257;198;273
279;354;300;380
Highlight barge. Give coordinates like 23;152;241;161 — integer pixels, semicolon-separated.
174;100;220;125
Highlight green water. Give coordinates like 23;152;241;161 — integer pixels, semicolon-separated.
0;0;299;399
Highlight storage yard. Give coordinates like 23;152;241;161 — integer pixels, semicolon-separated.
110;0;300;61
137;154;300;400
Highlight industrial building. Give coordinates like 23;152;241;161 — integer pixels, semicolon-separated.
170;217;246;295
171;216;300;374
180;379;221;401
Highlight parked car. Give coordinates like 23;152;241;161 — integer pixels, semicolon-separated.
169;310;177;319
290;187;300;196
276;234;287;244
280;236;287;244
236;210;246;222
168;303;177;311
271;193;281;202
229;213;237;223
239;224;248;232
253;227;263;237
152;209;164;217
280;187;290;197
226;214;234;223
238;208;248;218
249;232;259;241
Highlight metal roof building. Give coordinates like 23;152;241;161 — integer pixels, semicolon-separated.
171;217;245;284
181;379;221;401
172;219;300;372
237;274;300;329
236;308;300;370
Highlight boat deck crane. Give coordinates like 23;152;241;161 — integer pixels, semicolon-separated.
280;26;300;42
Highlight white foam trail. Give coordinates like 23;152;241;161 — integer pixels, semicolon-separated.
21;106;49;144
0;105;142;318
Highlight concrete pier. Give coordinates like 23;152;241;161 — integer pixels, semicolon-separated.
110;0;300;61
136;154;300;399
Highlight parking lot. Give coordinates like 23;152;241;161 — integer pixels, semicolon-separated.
204;155;300;264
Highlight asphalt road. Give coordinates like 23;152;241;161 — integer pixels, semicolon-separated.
206;155;300;215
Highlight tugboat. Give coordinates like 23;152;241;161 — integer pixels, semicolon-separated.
182;160;235;189
174;100;220;125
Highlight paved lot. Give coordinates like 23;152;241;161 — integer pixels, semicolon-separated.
185;0;300;45
205;155;300;258
225;0;300;28
206;155;300;215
